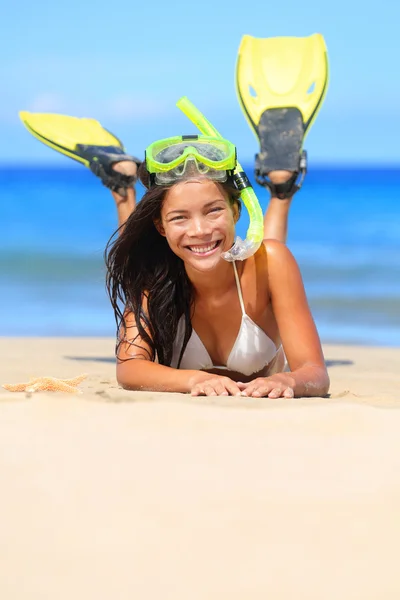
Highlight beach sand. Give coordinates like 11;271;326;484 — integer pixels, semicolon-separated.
1;337;399;599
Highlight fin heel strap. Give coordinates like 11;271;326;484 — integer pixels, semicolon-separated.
76;144;142;194
255;150;307;199
89;161;139;193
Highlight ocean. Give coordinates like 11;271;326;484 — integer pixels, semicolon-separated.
1;165;399;346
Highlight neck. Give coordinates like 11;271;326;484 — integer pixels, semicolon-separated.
185;259;238;297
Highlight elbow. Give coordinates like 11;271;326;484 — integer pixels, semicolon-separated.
320;374;330;397
117;370;146;391
116;365;143;391
301;369;330;398
315;370;330;397
116;358;160;392
118;379;139;391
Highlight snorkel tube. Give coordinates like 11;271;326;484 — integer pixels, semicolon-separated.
176;96;263;262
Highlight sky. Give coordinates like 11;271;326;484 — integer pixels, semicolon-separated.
2;0;399;165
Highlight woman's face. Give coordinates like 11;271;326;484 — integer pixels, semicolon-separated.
158;179;238;271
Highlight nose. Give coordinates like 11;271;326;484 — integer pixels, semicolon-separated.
187;215;212;238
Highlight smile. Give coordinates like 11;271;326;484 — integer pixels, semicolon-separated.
187;240;221;255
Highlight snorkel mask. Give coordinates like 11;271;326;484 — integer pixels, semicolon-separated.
145;135;237;185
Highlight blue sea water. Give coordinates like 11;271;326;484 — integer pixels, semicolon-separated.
1;165;399;346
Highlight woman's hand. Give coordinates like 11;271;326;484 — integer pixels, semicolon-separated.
238;374;296;399
189;372;244;397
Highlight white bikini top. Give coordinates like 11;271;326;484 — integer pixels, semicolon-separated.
171;262;282;376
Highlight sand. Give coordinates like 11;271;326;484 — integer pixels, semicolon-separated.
1;337;399;599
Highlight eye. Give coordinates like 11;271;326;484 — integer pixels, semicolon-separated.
209;207;223;213
170;215;186;222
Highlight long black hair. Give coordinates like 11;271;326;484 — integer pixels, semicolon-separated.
105;163;241;367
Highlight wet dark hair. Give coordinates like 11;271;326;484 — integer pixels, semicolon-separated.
105;162;241;367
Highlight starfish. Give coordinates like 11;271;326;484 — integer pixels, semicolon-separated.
3;374;87;394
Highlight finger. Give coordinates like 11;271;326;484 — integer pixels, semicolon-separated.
245;384;271;397
223;380;245;396
283;387;294;398
250;384;275;398
236;382;247;389
191;385;205;397
213;382;229;396
241;378;268;397
203;384;219;396
268;387;284;399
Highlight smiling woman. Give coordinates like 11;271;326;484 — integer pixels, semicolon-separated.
105;135;330;399
17;104;329;398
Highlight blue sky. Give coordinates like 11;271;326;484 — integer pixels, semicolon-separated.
2;0;399;165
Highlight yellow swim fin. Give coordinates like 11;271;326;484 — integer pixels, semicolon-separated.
236;34;329;198
19;112;141;192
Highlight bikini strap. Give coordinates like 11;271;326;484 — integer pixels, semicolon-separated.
232;262;246;316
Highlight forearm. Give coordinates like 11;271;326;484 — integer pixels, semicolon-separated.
289;365;330;397
117;358;209;393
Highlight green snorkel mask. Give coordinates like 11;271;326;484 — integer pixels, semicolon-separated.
145;135;237;185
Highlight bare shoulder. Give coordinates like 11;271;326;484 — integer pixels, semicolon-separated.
262;239;295;260
260;239;307;302
260;239;300;277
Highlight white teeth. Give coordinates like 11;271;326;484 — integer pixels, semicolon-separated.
189;241;218;254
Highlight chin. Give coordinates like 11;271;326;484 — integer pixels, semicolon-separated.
197;258;223;271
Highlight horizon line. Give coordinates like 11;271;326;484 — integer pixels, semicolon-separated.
2;162;400;170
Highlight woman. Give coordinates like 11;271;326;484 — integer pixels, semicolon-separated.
105;135;329;398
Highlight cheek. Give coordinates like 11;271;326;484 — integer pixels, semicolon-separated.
208;213;236;240
163;224;183;249
226;214;237;243
224;212;237;232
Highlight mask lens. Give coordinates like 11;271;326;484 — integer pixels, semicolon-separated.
154;158;228;185
154;143;189;164
154;141;230;166
195;143;227;162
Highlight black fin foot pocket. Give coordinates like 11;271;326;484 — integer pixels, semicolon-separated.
76;144;142;192
256;107;304;173
255;108;307;198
